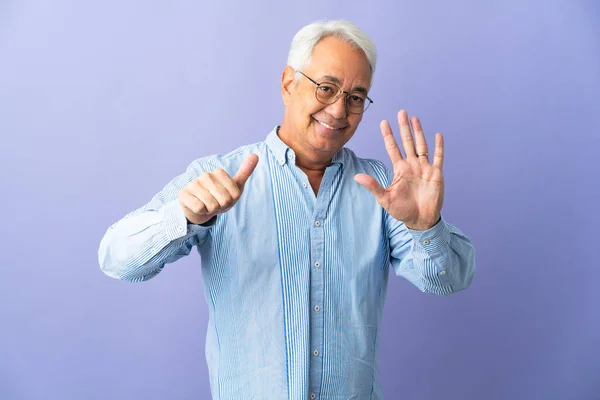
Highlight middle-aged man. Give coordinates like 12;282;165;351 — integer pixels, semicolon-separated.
99;19;475;400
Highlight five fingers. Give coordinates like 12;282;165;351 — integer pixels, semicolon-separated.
381;110;444;167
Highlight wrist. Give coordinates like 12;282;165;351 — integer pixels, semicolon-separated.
186;214;215;226
405;214;441;231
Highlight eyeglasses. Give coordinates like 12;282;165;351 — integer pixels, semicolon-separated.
296;71;373;114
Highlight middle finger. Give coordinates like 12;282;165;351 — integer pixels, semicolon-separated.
398;110;417;158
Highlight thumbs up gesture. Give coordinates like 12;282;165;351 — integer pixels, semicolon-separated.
178;154;259;225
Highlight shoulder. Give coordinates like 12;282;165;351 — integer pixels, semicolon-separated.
341;147;393;187
183;141;267;176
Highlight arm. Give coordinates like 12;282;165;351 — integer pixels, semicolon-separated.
98;152;258;282
387;213;475;295
354;110;475;294
98;162;214;282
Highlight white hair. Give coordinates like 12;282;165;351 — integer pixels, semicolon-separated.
287;20;377;82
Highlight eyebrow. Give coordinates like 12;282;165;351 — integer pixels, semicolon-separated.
319;75;369;94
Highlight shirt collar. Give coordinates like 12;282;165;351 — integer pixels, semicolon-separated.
265;126;345;166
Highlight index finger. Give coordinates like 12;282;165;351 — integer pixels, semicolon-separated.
380;120;404;164
233;153;259;188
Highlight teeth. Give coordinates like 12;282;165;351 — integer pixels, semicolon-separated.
317;120;339;130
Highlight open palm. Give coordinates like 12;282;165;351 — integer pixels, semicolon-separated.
354;110;445;231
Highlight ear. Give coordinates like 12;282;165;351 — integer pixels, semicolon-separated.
281;66;296;106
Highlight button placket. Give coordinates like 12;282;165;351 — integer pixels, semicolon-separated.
307;165;340;397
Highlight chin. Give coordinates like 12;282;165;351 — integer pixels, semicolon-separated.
308;122;353;153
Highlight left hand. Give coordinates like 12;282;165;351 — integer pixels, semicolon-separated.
354;110;444;230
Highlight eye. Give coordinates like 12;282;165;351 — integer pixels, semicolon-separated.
318;84;335;93
349;95;365;104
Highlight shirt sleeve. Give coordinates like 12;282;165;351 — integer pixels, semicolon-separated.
98;160;216;282
386;212;476;295
368;158;476;295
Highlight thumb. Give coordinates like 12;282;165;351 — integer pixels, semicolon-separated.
233;153;259;188
354;173;386;199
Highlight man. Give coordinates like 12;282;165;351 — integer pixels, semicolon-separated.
99;20;475;400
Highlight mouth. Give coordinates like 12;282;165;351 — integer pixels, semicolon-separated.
313;118;347;131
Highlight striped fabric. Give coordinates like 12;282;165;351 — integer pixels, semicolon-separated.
99;126;475;399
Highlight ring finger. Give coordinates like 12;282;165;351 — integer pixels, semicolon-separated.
411;116;430;162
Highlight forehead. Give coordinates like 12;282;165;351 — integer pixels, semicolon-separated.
305;36;372;89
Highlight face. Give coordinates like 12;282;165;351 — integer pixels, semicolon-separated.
281;36;372;163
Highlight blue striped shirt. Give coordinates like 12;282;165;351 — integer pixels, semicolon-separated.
98;126;475;399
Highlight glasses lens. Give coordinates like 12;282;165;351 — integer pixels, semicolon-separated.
347;93;368;114
315;83;340;103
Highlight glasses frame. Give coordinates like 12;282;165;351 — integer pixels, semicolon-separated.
296;70;373;114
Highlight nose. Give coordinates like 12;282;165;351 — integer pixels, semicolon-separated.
325;94;347;119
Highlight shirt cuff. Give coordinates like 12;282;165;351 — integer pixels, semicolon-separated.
407;217;453;285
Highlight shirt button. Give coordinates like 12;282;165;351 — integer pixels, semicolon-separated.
313;349;319;356
303;182;307;188
423;239;430;245
177;226;184;232
310;393;316;399
314;305;321;312
440;270;447;275
314;262;321;268
314;220;321;227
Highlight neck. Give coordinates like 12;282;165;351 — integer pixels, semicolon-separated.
277;124;333;172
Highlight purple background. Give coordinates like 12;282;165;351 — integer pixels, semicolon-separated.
1;1;599;399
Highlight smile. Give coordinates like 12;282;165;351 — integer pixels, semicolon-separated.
314;119;347;130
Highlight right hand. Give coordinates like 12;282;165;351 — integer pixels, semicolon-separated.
178;154;259;225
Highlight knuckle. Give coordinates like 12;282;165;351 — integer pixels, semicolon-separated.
200;172;216;185
220;194;233;207
189;198;204;214
192;178;207;191
206;198;220;213
225;192;236;206
231;189;241;200
214;168;228;177
191;203;204;215
198;172;210;180
193;177;207;190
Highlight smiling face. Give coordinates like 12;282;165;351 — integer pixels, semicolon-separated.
279;35;372;167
